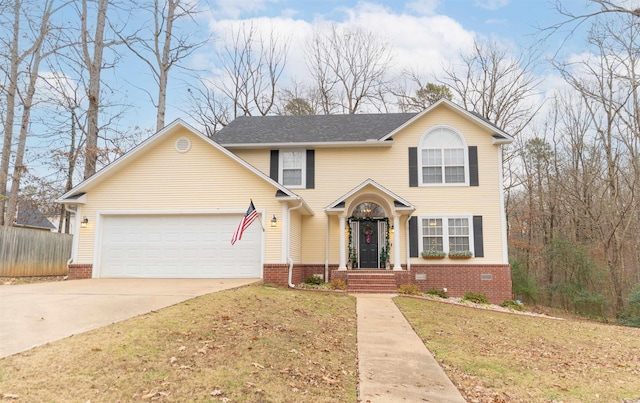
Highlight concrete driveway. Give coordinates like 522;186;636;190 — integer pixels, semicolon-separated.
0;278;259;358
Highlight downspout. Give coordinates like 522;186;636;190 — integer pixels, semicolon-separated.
324;214;329;283
406;215;411;271
64;204;77;267
287;199;304;288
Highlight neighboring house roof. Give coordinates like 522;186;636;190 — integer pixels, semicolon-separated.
57;119;312;214
215;113;417;146
15;200;56;230
215;99;514;148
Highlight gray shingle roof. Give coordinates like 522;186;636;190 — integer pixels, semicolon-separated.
16;200;55;230
214;113;418;145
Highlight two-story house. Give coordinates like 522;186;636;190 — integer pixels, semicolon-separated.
57;99;513;302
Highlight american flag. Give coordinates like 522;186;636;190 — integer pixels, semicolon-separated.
231;200;259;245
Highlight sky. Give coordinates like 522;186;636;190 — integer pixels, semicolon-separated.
25;0;612;184
128;0;599;130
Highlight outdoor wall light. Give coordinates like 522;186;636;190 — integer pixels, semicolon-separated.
271;214;277;227
81;216;89;229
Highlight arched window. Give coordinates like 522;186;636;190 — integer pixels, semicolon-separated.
419;127;467;185
352;202;385;218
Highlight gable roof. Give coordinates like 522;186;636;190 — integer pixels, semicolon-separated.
214;113;417;147
380;99;513;143
215;99;513;148
15;199;56;230
56;119;306;208
325;179;415;213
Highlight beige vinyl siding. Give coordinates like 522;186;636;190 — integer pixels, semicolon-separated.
76;128;283;264
231;103;507;264
289;209;303;261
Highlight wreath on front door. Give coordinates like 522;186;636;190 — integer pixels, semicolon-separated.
362;222;375;244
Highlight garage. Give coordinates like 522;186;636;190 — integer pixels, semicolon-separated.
98;214;262;278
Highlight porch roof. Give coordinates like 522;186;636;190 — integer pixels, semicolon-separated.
324;179;415;215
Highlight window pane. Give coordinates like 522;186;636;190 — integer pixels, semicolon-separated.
445;166;465;183
449;237;470;251
283;169;302;186
422;218;442;235
283;151;303;169
423;167;442;183
444;148;464;165
448;218;469;251
422;149;441;165
423;237;443;252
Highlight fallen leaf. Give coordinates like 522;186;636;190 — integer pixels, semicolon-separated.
210;389;224;396
251;362;265;369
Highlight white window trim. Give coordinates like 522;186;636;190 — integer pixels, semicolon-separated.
418;125;469;187
279;149;306;189
418;214;474;255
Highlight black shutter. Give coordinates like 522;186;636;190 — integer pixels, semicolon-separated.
409;147;418;187
473;215;484;257
270;150;279;181
469;146;478;186
306;150;315;189
409;216;419;257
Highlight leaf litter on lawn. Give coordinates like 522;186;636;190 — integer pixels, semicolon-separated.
0;285;357;402
394;296;640;403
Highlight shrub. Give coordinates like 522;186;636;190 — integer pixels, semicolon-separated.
618;283;640;328
304;275;324;285
463;291;489;305
510;258;538;304
397;284;421;295
500;299;525;311
425;288;448;298
329;278;346;291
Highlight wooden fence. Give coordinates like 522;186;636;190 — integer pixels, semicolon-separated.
0;226;72;277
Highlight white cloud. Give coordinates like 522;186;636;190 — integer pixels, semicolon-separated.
405;0;441;16
474;0;509;10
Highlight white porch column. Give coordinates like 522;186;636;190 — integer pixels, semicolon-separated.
393;214;402;270
338;215;347;270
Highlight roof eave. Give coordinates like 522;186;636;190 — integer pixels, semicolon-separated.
221;140;393;149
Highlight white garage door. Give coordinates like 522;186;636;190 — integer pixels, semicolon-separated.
99;214;262;278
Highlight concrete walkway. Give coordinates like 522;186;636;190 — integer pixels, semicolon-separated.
0;278;259;358
356;294;466;402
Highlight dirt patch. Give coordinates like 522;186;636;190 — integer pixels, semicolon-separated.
0;275;66;285
0;285;358;402
395;296;640;402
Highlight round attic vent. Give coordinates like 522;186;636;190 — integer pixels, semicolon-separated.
175;137;191;153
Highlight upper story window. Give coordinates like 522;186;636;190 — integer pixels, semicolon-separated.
419;127;467;185
280;150;305;188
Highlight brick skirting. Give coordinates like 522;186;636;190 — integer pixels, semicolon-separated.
68;264;93;280
265;263;511;303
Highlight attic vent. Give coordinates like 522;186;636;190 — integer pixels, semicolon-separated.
175;137;191;153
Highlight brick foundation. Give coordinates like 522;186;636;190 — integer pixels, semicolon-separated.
68;264;93;280
264;263;511;304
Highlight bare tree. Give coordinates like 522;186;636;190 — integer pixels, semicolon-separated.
0;0;62;225
120;0;208;132
439;38;542;137
189;22;288;133
305;23;392;114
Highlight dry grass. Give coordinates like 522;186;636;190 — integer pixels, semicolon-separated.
395;296;640;403
0;285;357;402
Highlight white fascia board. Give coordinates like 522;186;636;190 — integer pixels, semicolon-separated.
275;196;315;216
221;140;394;150
325;178;415;211
56;193;87;204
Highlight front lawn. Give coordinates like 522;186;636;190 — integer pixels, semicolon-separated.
395;296;640;403
0;286;357;402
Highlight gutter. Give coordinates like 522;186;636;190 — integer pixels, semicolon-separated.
287;199;304;288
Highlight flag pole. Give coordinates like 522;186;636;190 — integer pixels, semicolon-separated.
253;199;265;232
